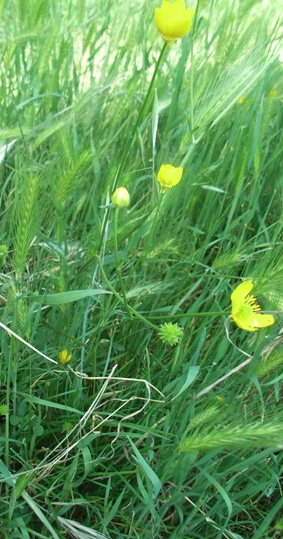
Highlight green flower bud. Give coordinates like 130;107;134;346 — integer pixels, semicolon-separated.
158;322;183;346
111;187;130;208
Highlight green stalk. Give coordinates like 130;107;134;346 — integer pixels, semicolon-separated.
147;311;229;320
97;41;168;255
5;343;12;471
80;41;168;372
114;41;168;189
113;208;132;318
96;256;158;331
145;191;164;251
189;0;201;143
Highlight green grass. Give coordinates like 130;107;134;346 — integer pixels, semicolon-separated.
0;0;283;537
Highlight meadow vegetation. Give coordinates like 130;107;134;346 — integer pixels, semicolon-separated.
0;0;283;537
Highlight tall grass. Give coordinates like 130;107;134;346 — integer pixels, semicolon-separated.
0;0;283;537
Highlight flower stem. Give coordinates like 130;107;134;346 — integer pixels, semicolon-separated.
147;311;229;320
80;42;168;372
97;41;168;254
114;41;168;191
145;191;164;251
95;256;158;331
189;0;200;143
113;208;132;318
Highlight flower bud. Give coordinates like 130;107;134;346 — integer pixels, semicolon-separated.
58;349;72;365
111;187;130;208
158;322;183;346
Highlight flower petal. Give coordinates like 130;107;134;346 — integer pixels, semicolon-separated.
161;0;186;16
154;8;171;40
250;314;275;329
155;1;194;41
157;164;183;189
233;312;275;332
230;280;275;332
231;281;253;313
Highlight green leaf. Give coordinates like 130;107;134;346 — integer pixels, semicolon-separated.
25;395;83;415
0;458;14;487
28;288;110;305
128;437;162;497
171;366;200;400
21;491;61;539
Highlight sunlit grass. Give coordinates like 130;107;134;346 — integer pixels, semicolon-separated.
0;0;283;537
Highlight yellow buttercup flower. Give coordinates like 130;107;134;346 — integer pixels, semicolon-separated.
230;281;275;332
58;349;72;365
155;0;194;42
157;164;183;192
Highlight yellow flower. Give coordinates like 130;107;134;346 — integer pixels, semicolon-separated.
58;349;72;365
230;281;275;332
157;164;183;192
111;187;130;208
155;0;194;42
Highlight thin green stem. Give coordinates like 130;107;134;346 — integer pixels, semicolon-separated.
80;41;169;371
189;0;200;144
147;311;229;320
114;41;168;191
5;343;12;470
96;256;158;331
145;191;164;251
97;41;168;254
113;208;132;318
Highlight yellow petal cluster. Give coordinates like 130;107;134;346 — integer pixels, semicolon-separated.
58;349;72;365
157;164;183;192
155;0;194;42
230;281;275;332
